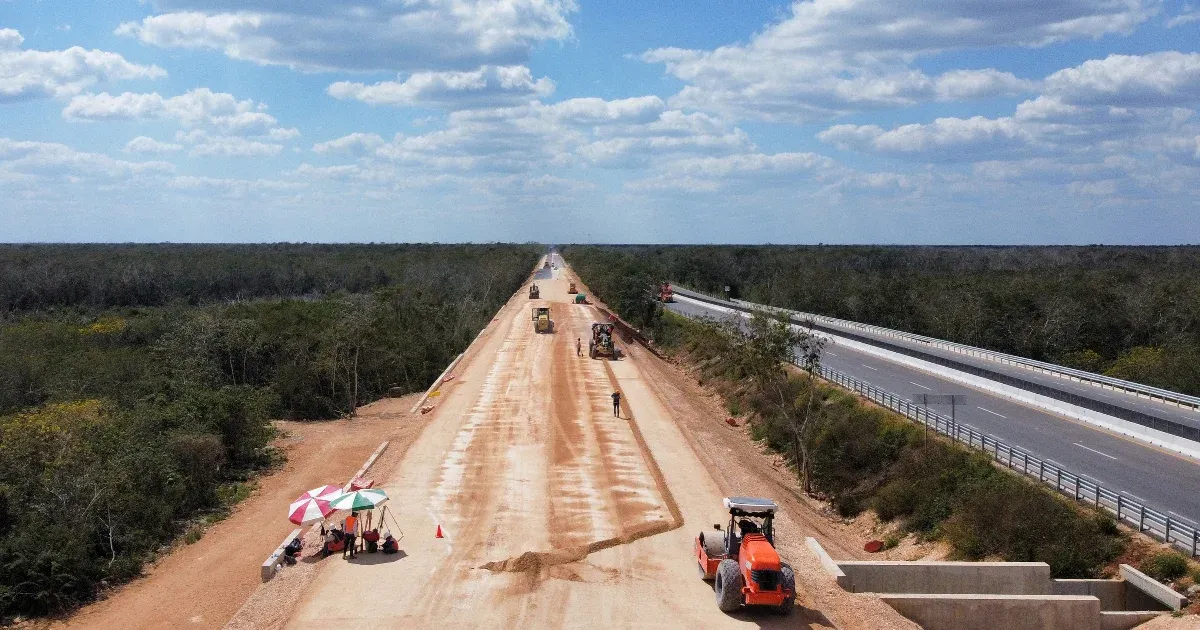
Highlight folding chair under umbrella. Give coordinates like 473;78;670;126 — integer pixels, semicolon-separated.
288;484;345;525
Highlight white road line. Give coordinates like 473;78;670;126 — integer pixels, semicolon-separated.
825;351;838;357
1169;511;1198;525
910;381;931;390
1122;492;1147;502
861;364;878;370
1073;442;1118;460
976;406;1007;418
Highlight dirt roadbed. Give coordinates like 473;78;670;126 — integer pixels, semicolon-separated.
247;262;916;629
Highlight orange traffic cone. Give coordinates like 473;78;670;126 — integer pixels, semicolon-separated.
435;524;444;539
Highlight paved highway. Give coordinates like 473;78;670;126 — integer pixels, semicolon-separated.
668;296;1200;526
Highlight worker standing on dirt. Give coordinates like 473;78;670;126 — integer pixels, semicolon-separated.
576;337;582;356
343;512;359;559
611;391;621;417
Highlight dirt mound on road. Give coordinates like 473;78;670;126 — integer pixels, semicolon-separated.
480;519;675;574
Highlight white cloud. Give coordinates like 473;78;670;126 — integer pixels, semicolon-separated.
328;65;553;108
0;137;173;179
1167;10;1200;27
124;136;183;154
63;88;278;132
641;0;1155;122
1043;52;1200;107
187;135;283;157
116;1;578;72
312;132;386;155
818;116;1032;159
935;69;1036;100
0;28;165;102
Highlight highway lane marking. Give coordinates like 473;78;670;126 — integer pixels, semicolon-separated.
825;351;838;357
910;381;931;390
1169;511;1198;525
1080;473;1105;484
976;406;1007;418
1122;492;1147;502
861;364;878;370
1073;442;1118;460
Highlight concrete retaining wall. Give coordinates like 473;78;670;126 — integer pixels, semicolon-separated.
1120;564;1188;611
880;594;1100;630
837;560;1051;595
1051;579;1125;610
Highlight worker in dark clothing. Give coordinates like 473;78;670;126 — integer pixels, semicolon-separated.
576;337;582;356
611;391;621;417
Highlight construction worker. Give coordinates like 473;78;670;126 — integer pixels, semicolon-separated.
611;391;621;417
576;337;582;356
343;511;359;559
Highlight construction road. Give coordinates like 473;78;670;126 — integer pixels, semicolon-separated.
279;259;911;629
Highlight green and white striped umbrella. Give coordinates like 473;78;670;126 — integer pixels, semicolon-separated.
328;488;388;511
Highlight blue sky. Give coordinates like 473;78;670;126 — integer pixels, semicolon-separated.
2;1;1199;243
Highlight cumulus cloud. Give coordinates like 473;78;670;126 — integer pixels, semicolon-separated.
115;1;578;72
312;132;386;156
124;136;183;154
328;65;553;108
63;88;280;134
1043;52;1200;107
0;137;173;179
935;69;1036;100
641;0;1154;122
818;117;1032;159
0;28;165;102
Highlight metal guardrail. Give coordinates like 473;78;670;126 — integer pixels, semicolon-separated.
818;365;1200;558
673;286;1200;413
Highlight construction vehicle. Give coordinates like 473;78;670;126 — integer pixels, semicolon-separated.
529;284;540;299
574;293;587;304
568;282;577;294
532;307;552;333
695;497;795;614
588;322;617;359
544;260;552;270
658;282;673;303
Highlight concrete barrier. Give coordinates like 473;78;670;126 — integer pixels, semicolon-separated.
837;560;1052;595
261;527;302;582
409;352;464;414
805;537;848;589
1120;564;1188;611
879;593;1100;630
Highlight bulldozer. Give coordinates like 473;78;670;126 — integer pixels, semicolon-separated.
568;281;577;294
658;282;673;303
588;322;617;359
532;307;552;333
695;497;795;614
529;284;540;299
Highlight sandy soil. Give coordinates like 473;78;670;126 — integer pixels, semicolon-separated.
41;394;429;630
257;261;916;629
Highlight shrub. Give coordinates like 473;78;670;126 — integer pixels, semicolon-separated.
1141;551;1190;582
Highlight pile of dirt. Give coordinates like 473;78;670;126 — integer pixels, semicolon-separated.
480;520;675;574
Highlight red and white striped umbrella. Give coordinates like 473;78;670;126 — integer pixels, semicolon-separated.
288;485;344;525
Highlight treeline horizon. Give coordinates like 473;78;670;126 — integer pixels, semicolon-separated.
0;243;541;618
563;245;1200;397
